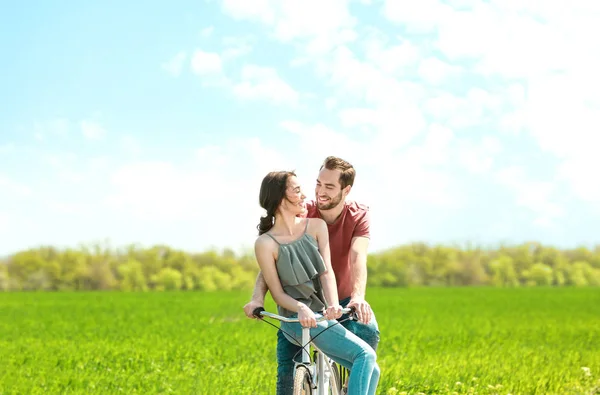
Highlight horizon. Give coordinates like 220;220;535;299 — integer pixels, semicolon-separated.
2;1;600;257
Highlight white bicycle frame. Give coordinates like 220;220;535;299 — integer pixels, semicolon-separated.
257;308;353;395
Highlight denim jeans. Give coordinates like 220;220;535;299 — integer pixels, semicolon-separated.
276;297;381;395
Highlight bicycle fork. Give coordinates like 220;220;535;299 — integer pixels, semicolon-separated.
299;327;332;395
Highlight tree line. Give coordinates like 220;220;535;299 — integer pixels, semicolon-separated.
1;241;599;291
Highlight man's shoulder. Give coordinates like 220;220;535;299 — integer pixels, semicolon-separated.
344;200;370;238
344;200;370;218
305;200;319;217
304;199;370;221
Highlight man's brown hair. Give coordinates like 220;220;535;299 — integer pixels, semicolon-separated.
320;156;355;189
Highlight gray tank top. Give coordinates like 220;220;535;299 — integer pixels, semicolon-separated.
265;220;328;317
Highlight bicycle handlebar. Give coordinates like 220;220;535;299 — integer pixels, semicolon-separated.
252;306;356;323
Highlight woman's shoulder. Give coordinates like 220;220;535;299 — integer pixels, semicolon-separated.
307;217;326;228
254;233;278;251
306;217;327;238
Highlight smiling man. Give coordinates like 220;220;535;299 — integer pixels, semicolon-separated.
244;155;380;395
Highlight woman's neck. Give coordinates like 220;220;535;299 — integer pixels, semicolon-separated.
272;212;301;236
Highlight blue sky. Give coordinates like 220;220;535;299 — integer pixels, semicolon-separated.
1;0;599;256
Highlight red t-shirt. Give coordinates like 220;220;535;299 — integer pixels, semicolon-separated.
304;200;370;300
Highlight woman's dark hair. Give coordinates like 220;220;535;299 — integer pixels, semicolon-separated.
257;170;296;235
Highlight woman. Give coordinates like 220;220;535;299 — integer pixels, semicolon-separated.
254;170;380;395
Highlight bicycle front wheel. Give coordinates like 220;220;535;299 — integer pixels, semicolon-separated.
293;365;313;395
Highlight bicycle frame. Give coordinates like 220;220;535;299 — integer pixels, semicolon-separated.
255;308;354;395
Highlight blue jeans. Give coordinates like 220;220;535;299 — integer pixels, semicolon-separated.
276;297;381;395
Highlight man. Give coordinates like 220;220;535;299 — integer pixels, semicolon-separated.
243;155;380;395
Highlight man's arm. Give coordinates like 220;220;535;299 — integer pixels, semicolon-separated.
243;270;270;318
346;208;373;324
349;236;369;301
347;236;372;323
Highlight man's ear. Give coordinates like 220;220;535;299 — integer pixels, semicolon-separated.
343;185;352;196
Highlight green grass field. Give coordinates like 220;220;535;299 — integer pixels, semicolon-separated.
1;287;599;394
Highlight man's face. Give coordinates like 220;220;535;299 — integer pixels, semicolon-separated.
315;168;348;210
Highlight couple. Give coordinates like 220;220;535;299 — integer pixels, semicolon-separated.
244;156;381;395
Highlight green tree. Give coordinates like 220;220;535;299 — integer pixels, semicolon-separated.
489;256;519;287
154;267;183;291
523;263;554;286
0;265;8;291
117;259;148;291
1;241;600;292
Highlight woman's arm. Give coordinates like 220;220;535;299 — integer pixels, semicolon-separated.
313;218;340;308
254;236;316;321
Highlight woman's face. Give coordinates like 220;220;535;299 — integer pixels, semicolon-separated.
280;176;306;215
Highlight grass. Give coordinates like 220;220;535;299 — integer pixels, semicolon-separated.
0;287;599;394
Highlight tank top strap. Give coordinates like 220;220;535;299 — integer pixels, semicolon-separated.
265;233;280;245
266;219;309;245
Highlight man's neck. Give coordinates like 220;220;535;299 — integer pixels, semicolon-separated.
318;201;345;225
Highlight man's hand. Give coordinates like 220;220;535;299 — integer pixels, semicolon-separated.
347;297;372;324
243;299;264;319
324;304;343;321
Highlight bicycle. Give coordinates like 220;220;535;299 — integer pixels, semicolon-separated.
253;306;356;395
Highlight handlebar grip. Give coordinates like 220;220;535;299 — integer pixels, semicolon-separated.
252;306;265;318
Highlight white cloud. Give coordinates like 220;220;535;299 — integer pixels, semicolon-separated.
220;0;357;54
33;118;69;141
424;87;503;130
190;49;228;86
0;175;31;198
220;0;277;24
383;0;454;33
200;0;600;245
81;120;106;140
88;157;111;172
104;138;293;246
338;108;378;129
47;202;95;215
280;120;460;209
281;121;364;163
459;135;503;174
120;135;141;156
105;161;208;221
0;143;15;153
417;56;462;85
191;50;222;74
523;72;600;207
216;2;465;217
337;104;426;153
42;153;87;183
7;0;600;255
421;123;455;166
222;36;254;59
495;166;563;228
368;39;420;75
161;51;187;77
200;26;214;38
314;44;427;113
384;0;600;87
44;152;77;169
0;212;8;235
233;65;299;104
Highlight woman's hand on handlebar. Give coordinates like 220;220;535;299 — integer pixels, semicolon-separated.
298;303;317;328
